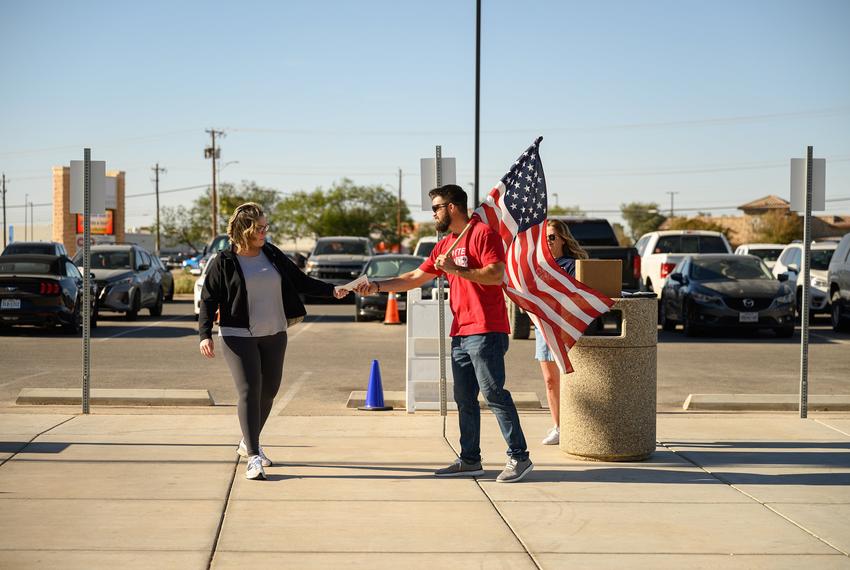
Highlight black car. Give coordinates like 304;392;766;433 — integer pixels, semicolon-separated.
660;254;796;337
2;241;68;257
354;254;434;322
0;254;97;333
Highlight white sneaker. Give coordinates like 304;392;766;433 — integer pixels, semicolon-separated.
541;426;560;445
237;439;272;467
245;455;266;480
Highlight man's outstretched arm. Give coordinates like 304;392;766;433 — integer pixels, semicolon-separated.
355;268;436;296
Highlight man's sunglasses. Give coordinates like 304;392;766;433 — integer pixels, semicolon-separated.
431;203;450;213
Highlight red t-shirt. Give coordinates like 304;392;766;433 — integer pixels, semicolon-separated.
419;218;510;336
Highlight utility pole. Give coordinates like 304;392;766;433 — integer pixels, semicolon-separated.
396;168;402;251
1;174;6;249
204;129;225;239
152;163;167;256
24;193;28;241
666;191;679;217
29;202;33;239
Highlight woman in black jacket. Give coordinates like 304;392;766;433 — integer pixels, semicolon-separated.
199;203;348;480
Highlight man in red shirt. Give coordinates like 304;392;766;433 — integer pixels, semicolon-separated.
355;184;532;483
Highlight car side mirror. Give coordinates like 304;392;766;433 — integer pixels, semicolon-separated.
138;263;150;271
787;263;800;273
669;273;684;284
777;273;789;282
90;273;96;280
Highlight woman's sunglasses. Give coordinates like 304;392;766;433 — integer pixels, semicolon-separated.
546;234;558;242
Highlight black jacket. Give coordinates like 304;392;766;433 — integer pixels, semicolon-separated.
199;243;335;341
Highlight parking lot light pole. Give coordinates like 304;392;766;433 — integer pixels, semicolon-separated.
1;174;6;249
152;163;166;256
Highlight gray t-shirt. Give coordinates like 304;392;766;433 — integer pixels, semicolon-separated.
219;252;287;338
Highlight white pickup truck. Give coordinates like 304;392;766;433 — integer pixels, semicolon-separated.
635;230;733;293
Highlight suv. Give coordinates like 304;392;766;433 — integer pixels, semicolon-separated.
773;241;837;318
734;243;786;270
304;237;373;299
73;244;164;320
635;230;733;293
413;236;439;258
2;241;68;257
827;233;850;331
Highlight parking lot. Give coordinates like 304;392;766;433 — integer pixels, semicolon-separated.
0;295;848;413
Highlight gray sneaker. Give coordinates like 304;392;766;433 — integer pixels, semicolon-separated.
434;458;485;477
496;457;533;483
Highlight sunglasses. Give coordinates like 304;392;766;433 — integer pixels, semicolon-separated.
546;234;558;242
256;224;270;234
431;203;450;213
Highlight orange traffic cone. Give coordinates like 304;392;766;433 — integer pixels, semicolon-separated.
383;292;402;325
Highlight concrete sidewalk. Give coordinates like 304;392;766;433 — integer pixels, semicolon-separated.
0;409;848;569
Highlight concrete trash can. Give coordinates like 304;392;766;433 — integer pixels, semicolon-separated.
560;297;657;461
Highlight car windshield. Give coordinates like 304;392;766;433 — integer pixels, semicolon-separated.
654;235;728;254
748;248;783;262
366;258;422;278
0;260;57;275
314;241;369;256
811;249;835;271
690;258;772;281
84;251;132;269
414;241;437;258
210;236;231;253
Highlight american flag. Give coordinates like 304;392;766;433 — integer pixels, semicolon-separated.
473;136;614;373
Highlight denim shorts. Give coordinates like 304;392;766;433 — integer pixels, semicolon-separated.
535;330;554;362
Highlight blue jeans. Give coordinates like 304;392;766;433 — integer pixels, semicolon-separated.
451;332;529;463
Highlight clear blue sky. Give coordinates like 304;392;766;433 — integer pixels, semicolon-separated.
2;0;849;233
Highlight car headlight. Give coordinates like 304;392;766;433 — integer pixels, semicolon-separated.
110;277;133;287
811;277;827;289
306;261;317;271
691;290;722;304
776;289;795;304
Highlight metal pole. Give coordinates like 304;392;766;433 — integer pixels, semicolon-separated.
82;149;92;415
436;146;448;430
211;133;218;238
2;174;6;249
154;163;161;256
799;145;813;419
24;193;28;241
30;202;33;239
474;0;481;206
397;168;402;250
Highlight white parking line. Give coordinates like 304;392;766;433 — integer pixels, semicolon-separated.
271;371;311;415
98;315;185;342
0;370;50;389
286;314;324;341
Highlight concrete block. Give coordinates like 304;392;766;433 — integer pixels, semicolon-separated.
16;388;214;406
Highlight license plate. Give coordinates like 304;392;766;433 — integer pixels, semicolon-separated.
396;301;406;310
739;311;758;323
1;299;21;310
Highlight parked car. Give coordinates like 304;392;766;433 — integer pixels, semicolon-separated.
827;232;850;332
734;243;786;270
659;254;795;337
0;254;97;333
773;241;837;318
353;254;434;322
304;237;373;301
282;250;308;270
413;236;439;258
2;241;68;257
509;217;642;339
635;230;733;294
74;244;163;320
193;253;218;320
151;255;175;302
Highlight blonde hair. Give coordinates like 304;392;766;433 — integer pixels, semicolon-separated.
547;219;588;260
227;202;265;251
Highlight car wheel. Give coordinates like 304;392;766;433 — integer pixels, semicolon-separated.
659;296;676;331
832;291;850;332
63;304;82;335
165;283;174;302
149;289;163;317
683;302;701;337
354;297;366;322
508;299;531;339
126;291;140;321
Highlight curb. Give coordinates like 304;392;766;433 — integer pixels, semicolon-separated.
683;393;850;412
16;388;215;407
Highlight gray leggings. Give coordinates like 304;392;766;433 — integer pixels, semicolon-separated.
221;332;288;456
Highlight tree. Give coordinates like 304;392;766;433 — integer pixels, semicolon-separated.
611;222;631;246
217;181;280;222
620;202;667;241
549;204;584;216
160;204;206;253
752;210;802;244
274;179;413;245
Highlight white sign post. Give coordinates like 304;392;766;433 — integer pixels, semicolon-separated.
419;157;456;212
70;152;106;414
790;147;826;419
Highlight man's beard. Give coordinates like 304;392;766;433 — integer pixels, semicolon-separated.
435;217;450;233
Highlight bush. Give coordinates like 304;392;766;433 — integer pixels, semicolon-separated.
173;272;196;294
